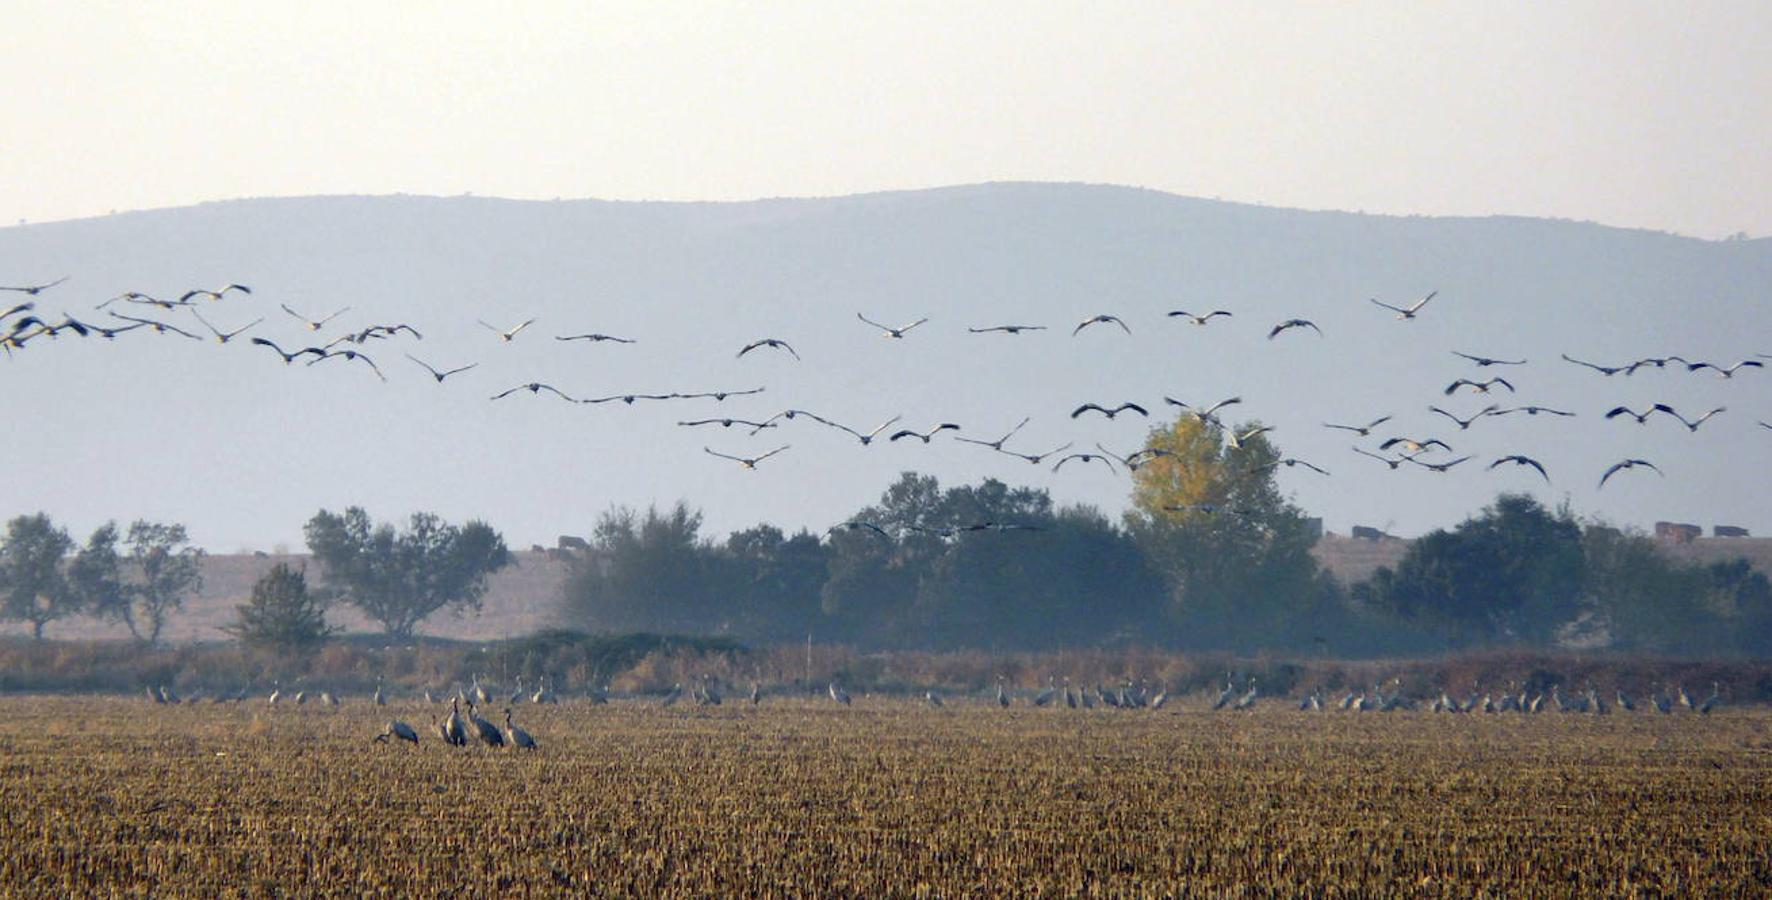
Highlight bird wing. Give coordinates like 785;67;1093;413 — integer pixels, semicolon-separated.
1206;397;1243;416
1110;316;1131;334
1119;403;1149;416
353;353;387;381
703;447;744;462
490;386;523;400
1407;290;1438;312
753;445;790;463
1492;377;1515;392
900;318;930;333
1368;298;1407;314
1071;404;1103;418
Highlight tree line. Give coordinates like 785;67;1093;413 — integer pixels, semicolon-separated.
560;416;1772;657
3;413;1767;657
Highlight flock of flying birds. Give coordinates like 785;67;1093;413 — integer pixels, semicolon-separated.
5;278;1770;529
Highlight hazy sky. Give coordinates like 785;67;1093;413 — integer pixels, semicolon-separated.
4;2;1769;237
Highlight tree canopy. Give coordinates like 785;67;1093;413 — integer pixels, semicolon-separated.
227;563;336;652
121;520;205;645
1123;415;1335;651
304;508;511;639
0;513;75;639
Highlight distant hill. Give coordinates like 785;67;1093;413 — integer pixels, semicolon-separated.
3;183;1768;551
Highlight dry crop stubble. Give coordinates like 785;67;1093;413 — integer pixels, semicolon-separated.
1;697;1768;894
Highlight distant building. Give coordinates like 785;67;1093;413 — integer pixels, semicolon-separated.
1302;517;1324;542
557;535;590;552
1714;525;1751;538
1351;525;1391;541
1654;521;1702;543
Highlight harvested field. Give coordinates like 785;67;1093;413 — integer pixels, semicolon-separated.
3;696;1769;895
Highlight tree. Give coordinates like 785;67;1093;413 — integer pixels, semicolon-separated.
121;520;205;645
1583;526;1771;654
818;473;952;646
226;563;336;652
304;508;511;639
722;524;829;642
914;503;1166;650
819;473;1168;650
561;503;719;634
1122;415;1331;650
1356;495;1584;646
67;522;128;631
0;513;75;639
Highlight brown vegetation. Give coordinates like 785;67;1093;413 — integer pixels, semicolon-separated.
1;697;1767;894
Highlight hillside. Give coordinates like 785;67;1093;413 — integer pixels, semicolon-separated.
1;551;575;644
3;183;1768;554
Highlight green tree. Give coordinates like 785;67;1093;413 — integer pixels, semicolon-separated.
226;563;336;652
0;513;75;639
722;524;829;642
304;508;511;639
818;473;942;644
67;522;128;631
1123;415;1331;650
1582;525;1770;654
561;503;717;634
121;520;205;645
1356;495;1584;646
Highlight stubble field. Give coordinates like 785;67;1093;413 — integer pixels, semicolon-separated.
2;696;1769;896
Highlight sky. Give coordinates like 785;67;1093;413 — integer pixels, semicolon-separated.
3;1;1770;238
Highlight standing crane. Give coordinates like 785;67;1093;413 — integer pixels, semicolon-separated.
504;709;538;749
374;720;420;746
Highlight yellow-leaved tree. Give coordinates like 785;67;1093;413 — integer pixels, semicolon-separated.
1123;414;1333;651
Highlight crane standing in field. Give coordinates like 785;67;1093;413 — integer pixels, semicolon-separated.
374;720;419;746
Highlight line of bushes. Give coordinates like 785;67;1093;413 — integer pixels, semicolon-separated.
3;635;1768;704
